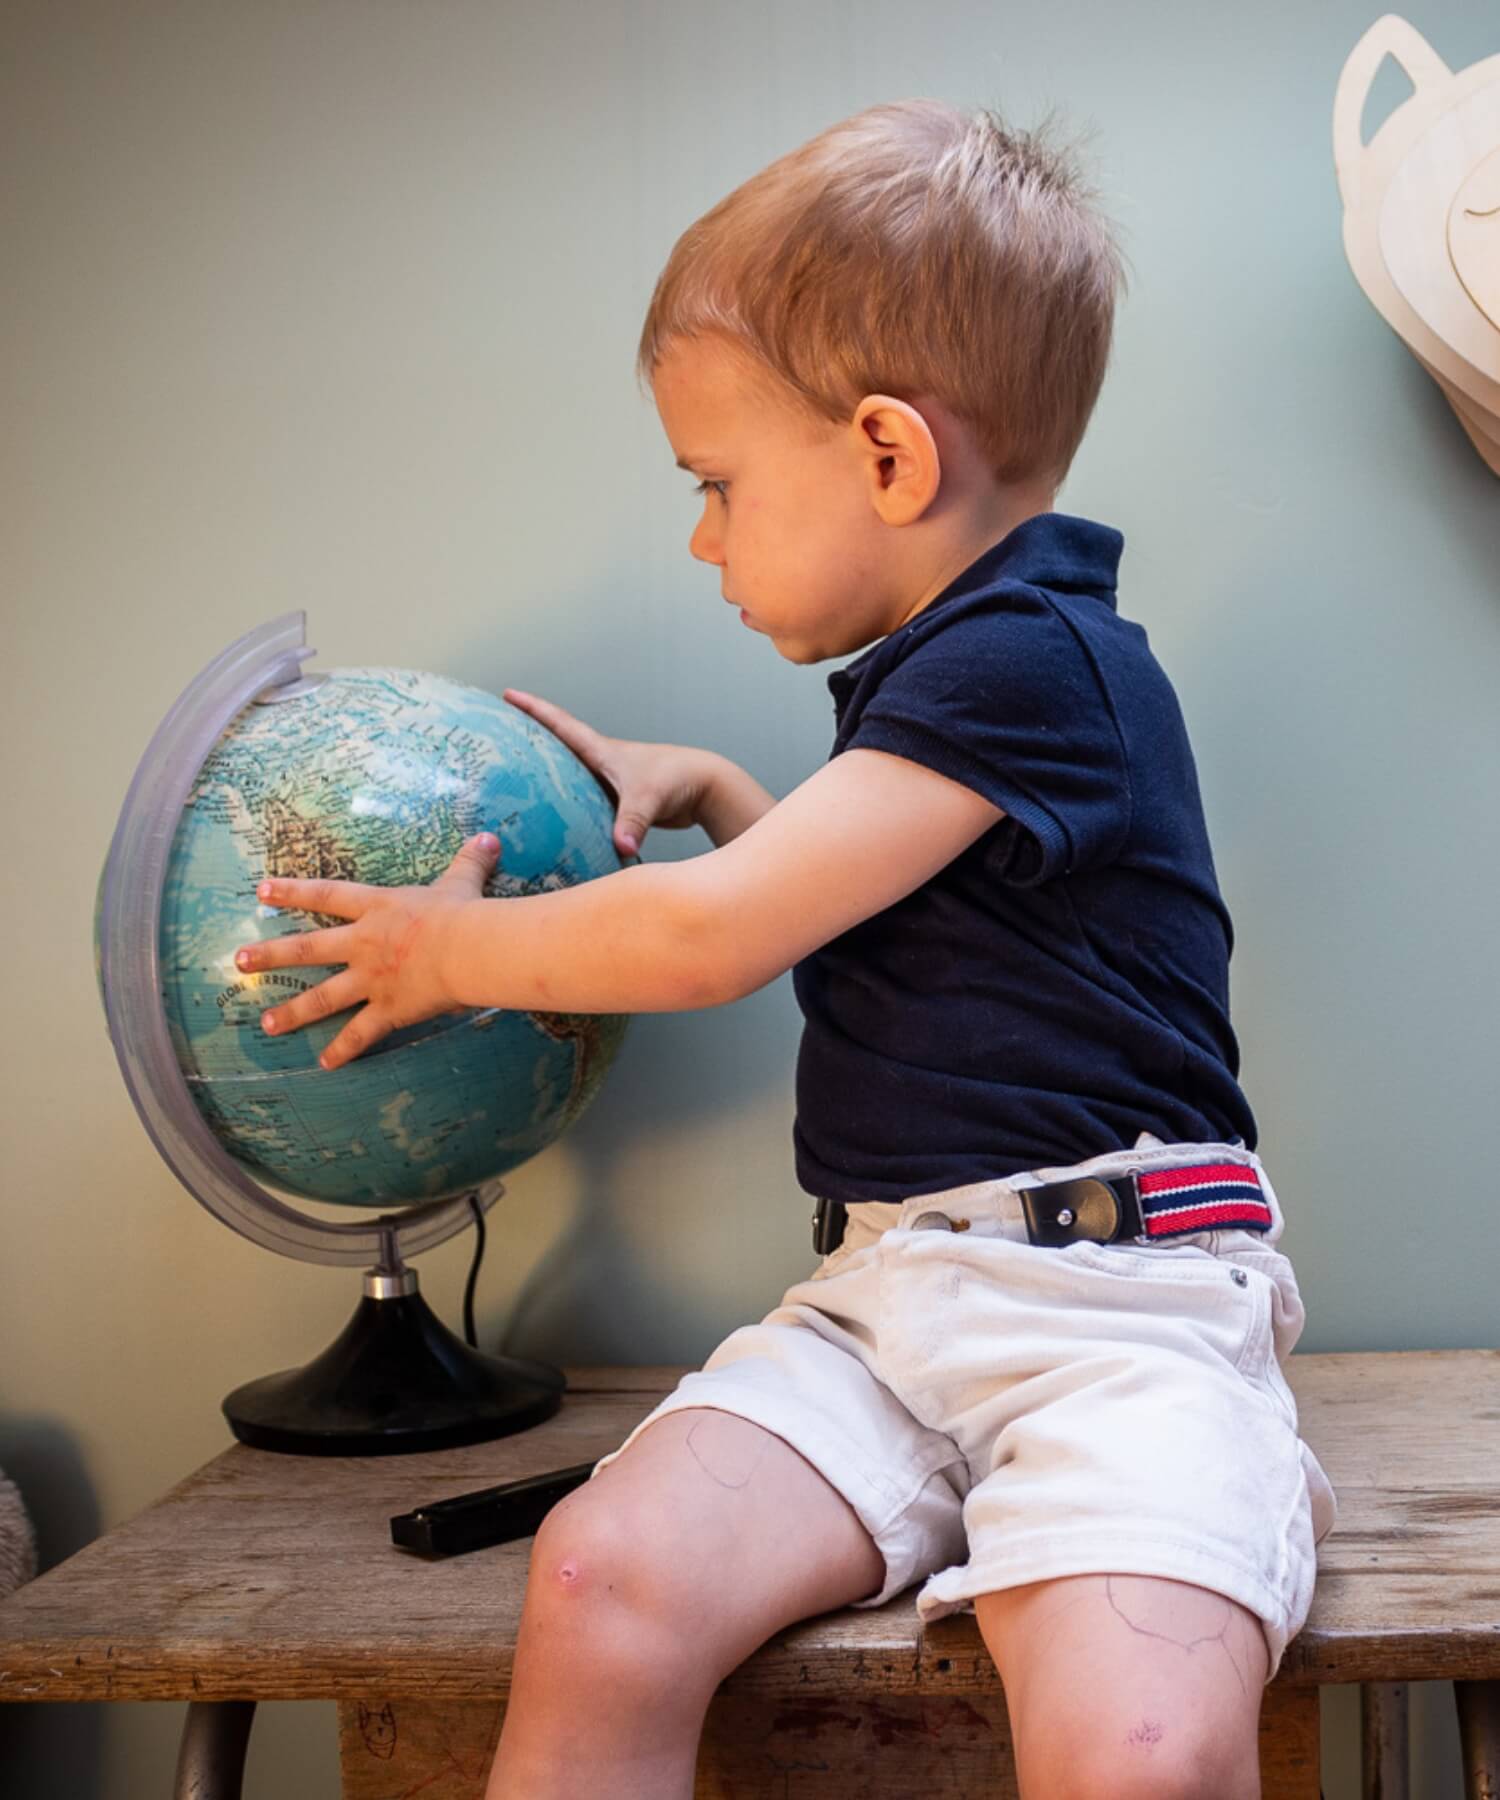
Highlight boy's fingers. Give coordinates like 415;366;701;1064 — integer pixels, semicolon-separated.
503;690;609;766
316;1007;389;1070
257;876;372;918
259;969;366;1038
615;805;652;856
238;924;355;973
435;833;502;892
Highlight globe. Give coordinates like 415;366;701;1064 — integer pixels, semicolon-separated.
96;620;628;1452
158;664;628;1207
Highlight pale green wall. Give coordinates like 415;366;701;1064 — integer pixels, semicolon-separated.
3;1;1495;1794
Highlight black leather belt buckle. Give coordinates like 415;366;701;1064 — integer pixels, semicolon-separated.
1019;1176;1144;1247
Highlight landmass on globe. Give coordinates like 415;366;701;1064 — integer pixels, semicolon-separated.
149;667;629;1208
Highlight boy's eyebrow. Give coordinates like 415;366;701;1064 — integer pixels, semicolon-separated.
674;454;711;472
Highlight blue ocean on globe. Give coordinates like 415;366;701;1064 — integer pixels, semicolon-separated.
157;667;628;1207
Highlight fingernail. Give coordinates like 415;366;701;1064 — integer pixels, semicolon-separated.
263;1013;277;1033
236;950;252;969
258;882;273;900
318;1052;332;1070
477;833;499;852
620;835;638;854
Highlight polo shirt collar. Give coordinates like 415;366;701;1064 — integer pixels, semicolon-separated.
936;510;1123;607
831;511;1123;693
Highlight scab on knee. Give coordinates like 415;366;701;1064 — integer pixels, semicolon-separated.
550;1554;588;1593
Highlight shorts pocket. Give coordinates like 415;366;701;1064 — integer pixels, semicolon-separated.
1226;1259;1304;1429
1050;1238;1264;1374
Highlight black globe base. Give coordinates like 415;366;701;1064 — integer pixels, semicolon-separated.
223;1270;565;1455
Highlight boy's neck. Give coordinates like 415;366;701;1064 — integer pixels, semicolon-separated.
894;483;1057;632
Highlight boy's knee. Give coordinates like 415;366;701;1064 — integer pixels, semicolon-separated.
523;1492;724;1690
529;1499;621;1600
529;1491;654;1614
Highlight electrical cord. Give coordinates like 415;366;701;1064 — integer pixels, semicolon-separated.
462;1191;487;1349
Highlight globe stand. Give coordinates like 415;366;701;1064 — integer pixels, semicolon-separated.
97;615;571;1457
224;1233;563;1455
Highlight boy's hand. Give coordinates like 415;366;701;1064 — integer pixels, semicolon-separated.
505;689;748;853
234;834;502;1070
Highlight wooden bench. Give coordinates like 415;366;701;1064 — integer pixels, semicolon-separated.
1;1354;1497;1797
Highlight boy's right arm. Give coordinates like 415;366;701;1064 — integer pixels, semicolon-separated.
503;690;776;853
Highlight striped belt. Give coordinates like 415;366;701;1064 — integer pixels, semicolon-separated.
812;1158;1273;1254
1018;1160;1274;1246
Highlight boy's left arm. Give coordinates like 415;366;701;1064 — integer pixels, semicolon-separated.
241;749;1002;1069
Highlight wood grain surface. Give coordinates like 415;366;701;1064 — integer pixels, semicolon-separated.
333;1684;1320;1800
1;1353;1497;1707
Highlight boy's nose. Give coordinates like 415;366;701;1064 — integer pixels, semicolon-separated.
689;514;724;566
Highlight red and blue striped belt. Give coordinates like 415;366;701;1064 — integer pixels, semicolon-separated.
1018;1160;1273;1246
810;1159;1274;1254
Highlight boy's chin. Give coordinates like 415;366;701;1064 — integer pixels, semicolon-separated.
777;629;881;666
771;639;830;666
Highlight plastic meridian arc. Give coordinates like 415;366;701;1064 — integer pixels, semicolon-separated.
97;612;497;1269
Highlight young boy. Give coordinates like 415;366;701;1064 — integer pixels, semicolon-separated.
240;100;1335;1799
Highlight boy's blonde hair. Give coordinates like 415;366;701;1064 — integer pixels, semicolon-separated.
638;100;1126;488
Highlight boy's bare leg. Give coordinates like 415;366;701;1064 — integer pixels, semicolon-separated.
484;1407;886;1800
976;1573;1268;1800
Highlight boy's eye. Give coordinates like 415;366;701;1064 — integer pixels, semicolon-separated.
693;479;728;502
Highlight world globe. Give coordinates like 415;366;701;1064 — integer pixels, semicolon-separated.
97;616;628;1453
160;664;628;1206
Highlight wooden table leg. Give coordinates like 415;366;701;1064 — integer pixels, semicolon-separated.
1455;1681;1500;1800
1262;1682;1322;1800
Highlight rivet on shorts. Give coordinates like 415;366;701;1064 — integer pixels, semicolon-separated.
1230;1267;1249;1287
1056;1208;1075;1228
912;1211;953;1231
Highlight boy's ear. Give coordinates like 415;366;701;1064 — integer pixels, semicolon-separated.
850;395;941;526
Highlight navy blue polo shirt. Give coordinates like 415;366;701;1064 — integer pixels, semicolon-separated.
792;511;1256;1203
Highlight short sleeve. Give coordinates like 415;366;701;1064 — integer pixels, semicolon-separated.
842;596;1132;886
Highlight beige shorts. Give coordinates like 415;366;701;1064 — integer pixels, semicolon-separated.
594;1139;1337;1676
